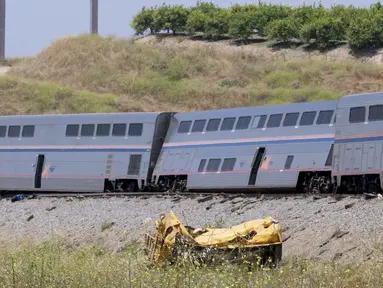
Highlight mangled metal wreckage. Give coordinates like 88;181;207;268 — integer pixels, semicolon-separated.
144;212;283;266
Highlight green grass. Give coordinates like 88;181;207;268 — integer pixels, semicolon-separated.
0;238;382;287
0;75;118;115
6;34;383;114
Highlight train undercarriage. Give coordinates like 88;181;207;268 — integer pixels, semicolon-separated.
104;172;383;195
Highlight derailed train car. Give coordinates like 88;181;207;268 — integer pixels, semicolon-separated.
1;92;383;194
152;101;336;193
0;112;172;193
333;92;383;194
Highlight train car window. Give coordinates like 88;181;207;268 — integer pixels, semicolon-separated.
284;155;294;169
198;159;207;172
0;126;6;137
81;124;95;137
8;126;21;138
66;125;79;137
192;120;206;132
22;125;35;138
112;123;127;136
299;111;316;126
128;123;143;136
349;106;366;123
283;113;299;127
368;105;383;121
178;121;192;133
221;117;236;131
206;119;221;131
221;158;236;171
96;124;111;136
252;115;267;129
206;159;222;172
317;110;334;125
267;114;282;128
236;116;251;130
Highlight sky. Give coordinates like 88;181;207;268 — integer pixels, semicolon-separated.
5;0;379;57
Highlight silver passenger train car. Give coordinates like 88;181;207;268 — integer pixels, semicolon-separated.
0;112;172;193
1;91;383;194
333;92;383;194
152;100;336;193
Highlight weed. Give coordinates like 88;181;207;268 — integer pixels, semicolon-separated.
101;222;115;232
0;239;382;287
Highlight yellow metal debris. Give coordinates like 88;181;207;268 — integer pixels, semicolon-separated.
144;211;282;264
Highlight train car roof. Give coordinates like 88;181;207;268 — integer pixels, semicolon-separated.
0;112;166;125
338;92;383;107
172;100;338;119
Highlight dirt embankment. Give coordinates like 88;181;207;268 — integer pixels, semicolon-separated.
1;194;382;264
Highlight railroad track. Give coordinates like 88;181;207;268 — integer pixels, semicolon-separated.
0;190;371;201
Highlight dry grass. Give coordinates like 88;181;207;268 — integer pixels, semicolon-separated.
1;238;382;287
0;75;117;115
8;34;383;114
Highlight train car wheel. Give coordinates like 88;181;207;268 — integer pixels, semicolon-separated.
125;182;138;192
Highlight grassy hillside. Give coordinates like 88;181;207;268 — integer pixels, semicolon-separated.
5;34;383;115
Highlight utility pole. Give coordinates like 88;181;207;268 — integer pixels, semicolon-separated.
0;0;5;63
90;0;98;34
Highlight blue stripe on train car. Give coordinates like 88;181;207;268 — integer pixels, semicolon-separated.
0;137;334;153
335;135;383;144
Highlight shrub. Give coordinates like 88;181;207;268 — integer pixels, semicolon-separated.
300;17;345;49
266;19;300;42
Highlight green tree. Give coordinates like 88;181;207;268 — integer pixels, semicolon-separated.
191;1;218;13
265;18;299;42
291;4;327;26
186;10;208;34
131;7;156;34
186;1;219;34
153;4;190;35
251;3;293;35
228;10;257;40
204;8;231;39
300;17;345;49
346;13;383;49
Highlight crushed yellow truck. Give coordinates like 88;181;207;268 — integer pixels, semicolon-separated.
144;212;283;266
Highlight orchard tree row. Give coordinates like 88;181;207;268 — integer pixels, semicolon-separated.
131;1;383;50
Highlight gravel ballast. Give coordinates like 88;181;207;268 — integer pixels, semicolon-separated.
1;194;383;263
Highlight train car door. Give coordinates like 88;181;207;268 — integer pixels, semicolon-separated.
353;143;362;172
343;144;353;171
248;147;266;185
34;154;45;189
366;143;376;171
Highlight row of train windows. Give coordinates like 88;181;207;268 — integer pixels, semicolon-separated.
178;110;334;133
349;105;383;123
198;158;237;172
0;125;35;138
197;155;296;172
65;123;143;137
